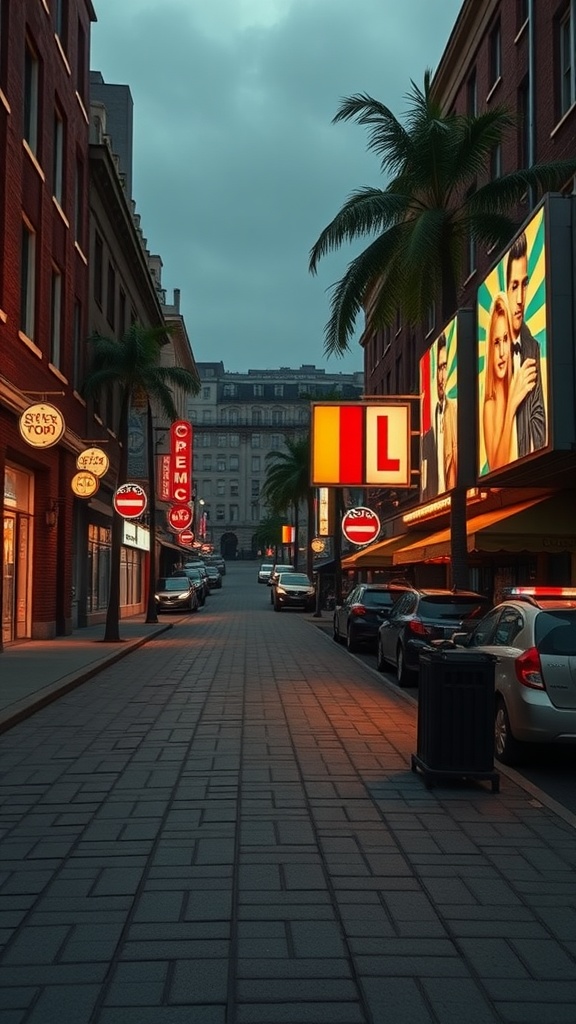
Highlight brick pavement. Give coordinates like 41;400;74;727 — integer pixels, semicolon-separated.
1;564;576;1022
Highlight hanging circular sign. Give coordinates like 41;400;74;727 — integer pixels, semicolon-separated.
19;403;65;449
71;471;99;499
341;506;381;546
76;447;109;478
113;483;148;519
167;504;193;532
311;538;325;553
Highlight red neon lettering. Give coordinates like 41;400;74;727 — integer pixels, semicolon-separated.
377;416;400;472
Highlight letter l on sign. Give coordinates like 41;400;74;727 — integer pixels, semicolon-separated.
364;405;410;486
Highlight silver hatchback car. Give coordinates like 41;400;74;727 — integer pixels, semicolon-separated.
449;587;576;765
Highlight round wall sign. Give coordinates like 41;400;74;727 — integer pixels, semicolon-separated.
71;471;99;499
19;403;65;449
76;447;109;477
311;538;325;553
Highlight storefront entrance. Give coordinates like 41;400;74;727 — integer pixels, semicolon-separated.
2;466;33;645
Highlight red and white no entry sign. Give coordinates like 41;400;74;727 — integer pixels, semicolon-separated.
341;506;381;546
113;483;147;519
167;504;193;532
179;529;195;546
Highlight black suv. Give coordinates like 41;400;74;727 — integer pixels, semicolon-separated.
333;583;410;652
377;587;490;686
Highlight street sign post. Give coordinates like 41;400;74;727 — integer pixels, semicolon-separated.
113;483;148;519
341;506;381;547
167;504;193;532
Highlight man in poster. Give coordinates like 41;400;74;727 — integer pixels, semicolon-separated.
506;232;546;457
421;332;457;500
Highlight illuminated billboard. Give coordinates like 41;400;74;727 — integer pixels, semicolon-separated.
311;402;411;487
477;207;549;477
419;317;458;502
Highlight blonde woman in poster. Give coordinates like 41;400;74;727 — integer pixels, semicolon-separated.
483;292;537;471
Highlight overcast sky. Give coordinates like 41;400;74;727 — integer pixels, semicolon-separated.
90;0;463;375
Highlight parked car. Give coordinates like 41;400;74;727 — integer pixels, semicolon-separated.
333;583;410;652
441;587;576;765
171;568;207;605
155;576;199;613
205;555;226;576
268;564;296;601
271;572;315;612
258;563;274;584
205;565;222;589
184;562;211;599
377;587;490;686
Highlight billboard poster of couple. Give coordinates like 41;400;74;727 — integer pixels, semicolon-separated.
419;316;458;503
477;207;549;477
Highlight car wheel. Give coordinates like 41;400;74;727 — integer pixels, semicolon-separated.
494;697;523;766
376;638;386;672
346;626;359;653
396;645;413;687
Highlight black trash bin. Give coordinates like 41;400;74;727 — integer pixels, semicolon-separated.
411;648;500;792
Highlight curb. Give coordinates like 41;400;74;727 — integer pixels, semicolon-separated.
0;622;174;736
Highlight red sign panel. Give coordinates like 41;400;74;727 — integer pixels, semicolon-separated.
170;420;193;503
158;454;171;502
114;483;148;520
167;504;193;532
341;506;381;546
179;530;195;546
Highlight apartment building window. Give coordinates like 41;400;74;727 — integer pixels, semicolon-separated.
559;7;575;117
251;480;260;498
50;269;62;367
518;76;530;167
251;504;260;522
229;433;239;448
53;108;64;206
202;386;211;399
274;384;284;397
466;68;477;116
216;505;225;522
217;456;226;471
76;18;87;104
20;221;36;340
229;455;239;470
94;233;103;306
223;383;237;397
72;298;82;389
298;408;308;424
251;456;261;472
253;384;263;397
270;433;281;449
74;155;84;246
24;41;39;156
490;142;502;180
54;0;69;48
202;455;212;470
230;481;239;497
199;435;211;448
119;289;126;336
217;479;225;496
201;480;211;496
272;408;283;426
395;352;403;394
228;408;238;424
251;434;261;448
230;505;239;523
106;262;116;327
517;0;528;33
252;408;263;425
202;410;212;424
489;20;502;88
465;186;477;277
217;434;227;447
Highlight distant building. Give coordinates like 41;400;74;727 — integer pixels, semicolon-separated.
190;363;363;558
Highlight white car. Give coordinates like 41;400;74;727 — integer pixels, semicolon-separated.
258;563;274;584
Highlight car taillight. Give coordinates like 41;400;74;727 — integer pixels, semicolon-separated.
408;617;428;636
515;647;545;690
350;604;366;617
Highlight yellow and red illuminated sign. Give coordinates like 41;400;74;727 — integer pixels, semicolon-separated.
282;525;295;544
311;402;410;487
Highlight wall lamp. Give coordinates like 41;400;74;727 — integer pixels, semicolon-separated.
45;500;59;530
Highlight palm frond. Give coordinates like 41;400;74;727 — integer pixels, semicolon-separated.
333;94;413;175
309;189;410;273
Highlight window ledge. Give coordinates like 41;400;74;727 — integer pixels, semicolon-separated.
486;76;502;104
514;20;528;44
73;390;87;406
52;196;70;228
22;140;46;182
0;89;10;114
54;35;71;76
75;92;89;125
18;331;42;358
462;269;477;288
48;363;68;385
0;308;7;323
74;241;88;264
551;102;576;138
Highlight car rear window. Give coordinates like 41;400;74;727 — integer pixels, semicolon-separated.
362;591;396;609
536;611;576;655
419;597;489;620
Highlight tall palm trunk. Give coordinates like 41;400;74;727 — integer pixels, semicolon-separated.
145;400;158;623
103;394;129;642
442;263;469;590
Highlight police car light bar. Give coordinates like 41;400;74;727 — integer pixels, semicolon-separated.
506;587;576;597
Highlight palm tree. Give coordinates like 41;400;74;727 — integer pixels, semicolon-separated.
262;435;315;577
81;322;199;642
253;512;284;560
309;71;576;588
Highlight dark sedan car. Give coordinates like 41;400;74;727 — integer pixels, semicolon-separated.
155;577;198;613
377;587;490;686
205;565;222;589
333;583;410;652
271;573;315;612
171;568;207;605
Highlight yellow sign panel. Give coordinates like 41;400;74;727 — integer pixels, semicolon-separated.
19;403;65;449
76;447;110;477
71;471;99;498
